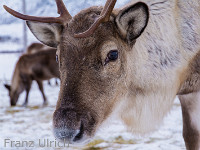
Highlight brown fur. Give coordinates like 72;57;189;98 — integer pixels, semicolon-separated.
179;93;200;150
178;51;200;95
4;48;59;106
26;42;58;85
26;43;45;54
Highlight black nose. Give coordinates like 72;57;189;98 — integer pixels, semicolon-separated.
53;122;84;142
53;108;84;142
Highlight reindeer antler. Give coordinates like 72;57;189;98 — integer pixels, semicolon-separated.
74;0;117;38
4;0;116;38
3;0;72;25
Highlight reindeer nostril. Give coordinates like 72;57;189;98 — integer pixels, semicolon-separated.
54;127;80;142
73;122;84;142
53;121;85;143
53;109;91;143
53;119;85;143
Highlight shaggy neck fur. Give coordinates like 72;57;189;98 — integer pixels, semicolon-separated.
116;0;200;134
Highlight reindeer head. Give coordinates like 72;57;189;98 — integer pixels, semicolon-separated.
4;84;21;106
4;0;149;144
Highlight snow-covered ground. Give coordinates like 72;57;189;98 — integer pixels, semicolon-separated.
0;54;185;150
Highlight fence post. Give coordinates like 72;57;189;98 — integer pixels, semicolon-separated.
22;0;27;52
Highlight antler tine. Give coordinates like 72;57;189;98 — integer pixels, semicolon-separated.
3;0;71;25
3;5;62;24
55;0;72;22
100;0;117;21
74;0;117;38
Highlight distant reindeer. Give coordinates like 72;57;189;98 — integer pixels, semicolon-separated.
26;43;59;85
4;0;200;149
26;42;46;54
4;49;59;106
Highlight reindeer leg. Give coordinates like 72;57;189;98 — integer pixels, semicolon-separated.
179;92;200;150
48;80;51;86
36;80;48;106
55;78;58;86
22;81;32;107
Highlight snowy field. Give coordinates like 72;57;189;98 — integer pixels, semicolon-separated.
0;54;185;150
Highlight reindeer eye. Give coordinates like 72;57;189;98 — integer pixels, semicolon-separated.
104;50;118;66
107;50;118;61
56;55;59;63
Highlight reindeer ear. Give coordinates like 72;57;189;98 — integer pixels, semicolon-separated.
4;84;11;91
116;2;149;43
26;21;63;48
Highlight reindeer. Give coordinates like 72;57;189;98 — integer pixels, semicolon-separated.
26;42;46;54
4;0;200;149
26;42;59;85
4;48;59;106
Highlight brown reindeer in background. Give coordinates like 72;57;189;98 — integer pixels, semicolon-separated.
4;48;59;106
4;0;200;149
26;42;59;85
26;42;46;54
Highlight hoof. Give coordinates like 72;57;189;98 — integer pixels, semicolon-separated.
22;103;28;107
43;101;48;106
